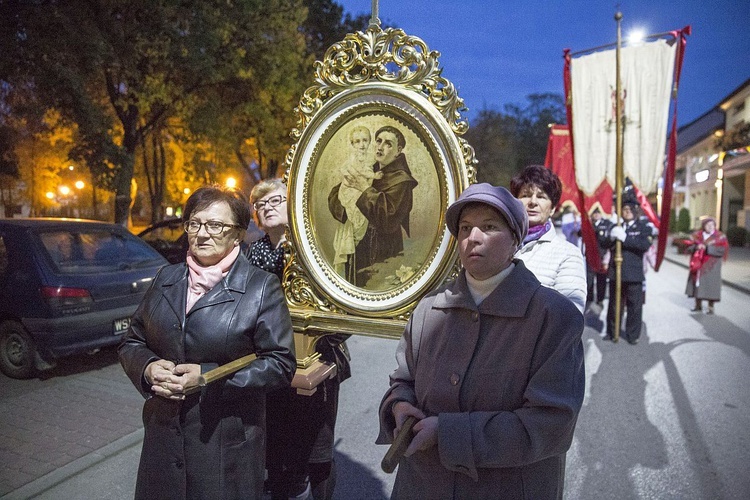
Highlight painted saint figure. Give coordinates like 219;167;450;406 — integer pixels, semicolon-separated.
328;125;418;287
331;126;383;280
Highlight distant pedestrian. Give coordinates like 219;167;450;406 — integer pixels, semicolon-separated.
587;207;613;307
604;196;653;344
685;216;728;314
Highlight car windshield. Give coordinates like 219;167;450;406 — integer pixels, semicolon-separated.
38;229;164;273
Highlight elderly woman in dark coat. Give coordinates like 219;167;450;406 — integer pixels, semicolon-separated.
247;178;351;500
119;185;296;500
377;183;585;499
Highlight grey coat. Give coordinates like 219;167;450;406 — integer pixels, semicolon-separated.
685;231;727;301
377;261;585;500
119;255;296;500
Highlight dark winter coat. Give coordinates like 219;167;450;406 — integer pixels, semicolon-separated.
377;262;585;499
119;254;296;500
605;219;653;282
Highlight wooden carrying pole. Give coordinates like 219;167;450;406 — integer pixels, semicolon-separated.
183;353;257;396
381;416;418;473
613;11;624;343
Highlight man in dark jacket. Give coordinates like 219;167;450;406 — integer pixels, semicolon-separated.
588;208;613;306
605;199;653;344
328;125;418;286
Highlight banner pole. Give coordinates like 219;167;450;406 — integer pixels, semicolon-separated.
613;11;624;343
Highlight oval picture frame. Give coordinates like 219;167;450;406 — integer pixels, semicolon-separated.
283;25;475;339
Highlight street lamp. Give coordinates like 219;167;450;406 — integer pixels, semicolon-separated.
225;177;237;189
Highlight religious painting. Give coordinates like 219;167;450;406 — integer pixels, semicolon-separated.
312;110;440;292
283;24;476;338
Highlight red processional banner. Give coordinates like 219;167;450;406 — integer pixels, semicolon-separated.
561;26;690;271
544;124;613;272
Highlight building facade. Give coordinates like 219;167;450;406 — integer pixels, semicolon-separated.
675;78;750;233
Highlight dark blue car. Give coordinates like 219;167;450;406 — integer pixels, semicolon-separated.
0;218;168;378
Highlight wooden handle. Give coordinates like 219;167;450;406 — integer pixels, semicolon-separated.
381;416;418;473
183;353;257;396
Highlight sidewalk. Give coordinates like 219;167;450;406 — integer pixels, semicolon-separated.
661;236;750;295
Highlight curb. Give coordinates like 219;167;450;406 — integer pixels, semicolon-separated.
662;255;750;296
1;429;143;500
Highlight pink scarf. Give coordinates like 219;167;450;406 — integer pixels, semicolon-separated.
185;246;240;313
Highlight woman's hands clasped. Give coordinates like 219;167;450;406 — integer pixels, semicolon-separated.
145;360;202;400
392;401;438;457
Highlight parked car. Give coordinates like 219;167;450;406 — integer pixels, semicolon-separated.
137;218;187;264
0;218;168;378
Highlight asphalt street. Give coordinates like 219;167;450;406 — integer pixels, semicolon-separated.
1;248;749;499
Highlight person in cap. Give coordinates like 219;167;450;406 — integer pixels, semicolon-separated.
510;165;587;313
588;207;614;307
604;195;653;344
377;183;585;499
685;216;728;314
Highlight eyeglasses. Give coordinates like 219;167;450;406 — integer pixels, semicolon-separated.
184;220;240;235
253;195;286;211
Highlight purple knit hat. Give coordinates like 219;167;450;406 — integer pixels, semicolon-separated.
446;183;529;244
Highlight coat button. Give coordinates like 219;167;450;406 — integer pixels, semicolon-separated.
450;373;460;385
471;312;479;322
175;461;184;469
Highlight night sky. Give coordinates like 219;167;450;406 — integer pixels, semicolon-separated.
335;0;750;128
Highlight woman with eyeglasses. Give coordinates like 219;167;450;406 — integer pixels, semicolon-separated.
247;178;351;500
119;184;296;499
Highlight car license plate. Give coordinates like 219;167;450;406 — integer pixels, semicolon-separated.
113;317;131;335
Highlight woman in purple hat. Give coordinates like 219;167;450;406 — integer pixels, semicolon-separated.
377;183;585;499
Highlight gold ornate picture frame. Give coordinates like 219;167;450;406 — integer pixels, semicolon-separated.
284;24;476;342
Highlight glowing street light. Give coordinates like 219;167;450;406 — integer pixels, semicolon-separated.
59;185;71;196
45;192;55;200
74;180;85;190
627;29;646;45
225;177;237;189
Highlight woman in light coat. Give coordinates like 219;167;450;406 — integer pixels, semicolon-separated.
510;165;587;313
377;183;585;499
119;185;296;500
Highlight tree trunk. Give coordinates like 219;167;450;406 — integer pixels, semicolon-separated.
114;114;138;226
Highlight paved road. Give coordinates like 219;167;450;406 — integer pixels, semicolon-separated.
2;256;749;499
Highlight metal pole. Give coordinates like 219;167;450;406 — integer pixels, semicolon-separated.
613;11;624;343
370;0;380;26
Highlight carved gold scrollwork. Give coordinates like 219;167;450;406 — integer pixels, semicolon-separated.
284;22;476;338
291;25;469;140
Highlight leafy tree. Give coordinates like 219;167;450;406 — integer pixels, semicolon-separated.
678;207;691;232
1;0;316;225
301;0;370;60
184;0;369;192
466;93;565;188
716;121;750;151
